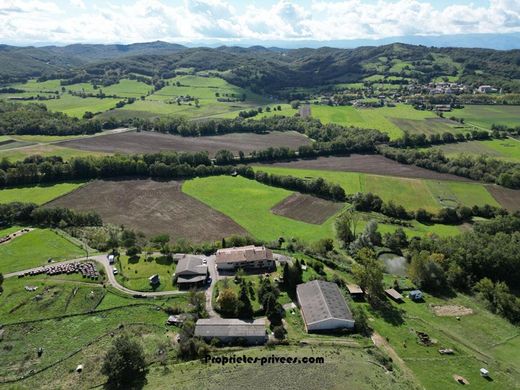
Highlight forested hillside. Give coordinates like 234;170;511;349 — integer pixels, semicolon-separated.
1;42;519;93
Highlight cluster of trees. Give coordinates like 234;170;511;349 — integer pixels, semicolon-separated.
0;202;102;228
101;334;147;389
379;146;520;189
0;151;229;187
389;129;491;148
216;273;284;333
0;100;107;135
348;192;507;225
216;276;254;319
407;214;520;322
282;260;303;295
237;106;283;119
242;168;346;202
352;248;385;306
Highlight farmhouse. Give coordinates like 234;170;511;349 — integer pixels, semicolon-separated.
296;280;355;332
194;318;267;345
174;255;208;289
215;245;274;272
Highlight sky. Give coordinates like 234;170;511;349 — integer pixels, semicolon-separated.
0;0;519;46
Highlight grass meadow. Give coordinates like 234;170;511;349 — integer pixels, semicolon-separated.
310;104;466;140
115;254;177;292
182;175;461;241
254;166;499;211
365;292;520;389
0;228;86;273
455;105;520;129
425;138;520;163
0;182;84;204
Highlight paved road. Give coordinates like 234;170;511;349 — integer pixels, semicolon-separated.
5;254;187;297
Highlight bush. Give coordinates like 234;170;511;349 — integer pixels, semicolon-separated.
101;334;146;388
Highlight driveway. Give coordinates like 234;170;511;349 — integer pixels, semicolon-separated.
5;254;187;297
204;255;220;318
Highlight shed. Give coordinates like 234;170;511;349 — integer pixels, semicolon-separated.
385;288;404;303
408;290;423;301
149;274;160;285
167;314;188;326
346;284;364;296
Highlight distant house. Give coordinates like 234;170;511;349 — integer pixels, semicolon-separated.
434;104;452;112
194;318;267;345
215;245;274;272
408;290;423;301
174;255;208;289
477;85;497;94
296;280;355;332
149;274;160;285
385;288;404;303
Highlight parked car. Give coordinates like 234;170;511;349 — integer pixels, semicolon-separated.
112;267;118;275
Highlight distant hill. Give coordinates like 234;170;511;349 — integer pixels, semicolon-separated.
0;41;518;93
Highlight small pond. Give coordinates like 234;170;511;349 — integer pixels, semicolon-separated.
378;252;408;276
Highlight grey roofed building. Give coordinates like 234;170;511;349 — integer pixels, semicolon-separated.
194;318;267;345
296;280;355;332
174;255;208;288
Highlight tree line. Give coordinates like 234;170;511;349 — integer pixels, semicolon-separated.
0;151;226;187
348;192;508;225
378;146;520;189
237;167;346;202
0;202;102;228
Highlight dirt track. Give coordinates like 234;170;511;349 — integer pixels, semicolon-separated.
260;154;476;182
271;193;343;224
57;130;310;157
45;179;248;242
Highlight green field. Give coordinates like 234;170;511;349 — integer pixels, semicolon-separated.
110;75;273;120
38;95;121;118
11;79;62;92
115;254;177;292
456;105;520;129
255;166;499;212
183;175;341;242
0;182;84;204
310;104;465;140
182;175;460;241
0;228;86;273
425;138;520;162
0;276;105;323
67;78;153;97
365;292;520;389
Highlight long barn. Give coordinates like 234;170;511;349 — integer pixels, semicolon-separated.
296;280;355;332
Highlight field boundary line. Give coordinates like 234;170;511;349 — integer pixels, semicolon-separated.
1;302;163;326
